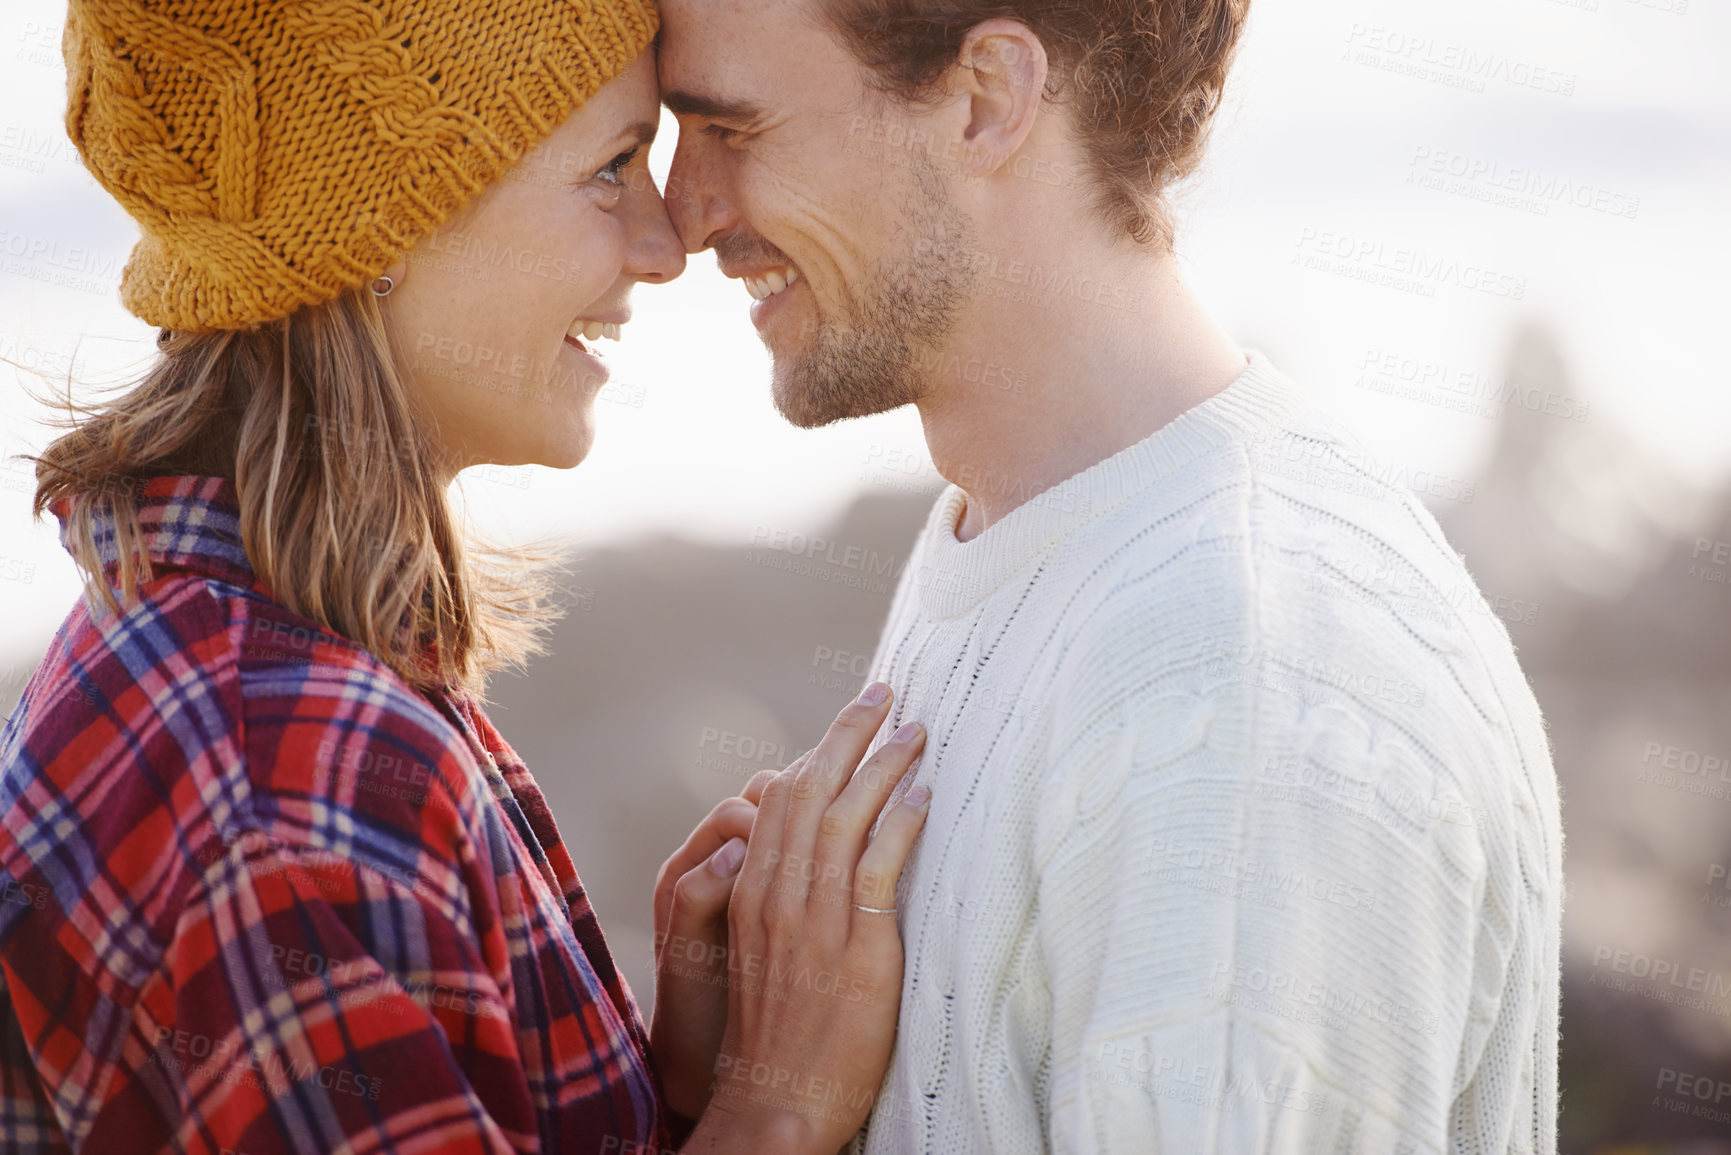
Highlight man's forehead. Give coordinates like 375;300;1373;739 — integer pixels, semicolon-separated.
659;0;820;81
660;0;814;49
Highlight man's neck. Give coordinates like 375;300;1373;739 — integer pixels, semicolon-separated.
915;244;1246;543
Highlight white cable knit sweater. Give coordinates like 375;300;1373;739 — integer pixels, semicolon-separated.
851;352;1562;1154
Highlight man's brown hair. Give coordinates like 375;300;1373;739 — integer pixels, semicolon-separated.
823;0;1251;249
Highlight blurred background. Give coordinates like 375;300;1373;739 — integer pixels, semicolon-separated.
2;0;1727;1150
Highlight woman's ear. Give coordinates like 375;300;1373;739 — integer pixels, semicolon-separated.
372;258;409;297
953;19;1048;179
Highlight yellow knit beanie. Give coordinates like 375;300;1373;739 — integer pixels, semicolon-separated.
62;0;658;332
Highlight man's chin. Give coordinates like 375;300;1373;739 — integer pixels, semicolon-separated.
769;341;926;428
769;372;901;430
763;342;841;429
770;377;827;429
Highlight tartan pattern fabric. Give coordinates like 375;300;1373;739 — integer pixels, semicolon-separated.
0;475;669;1153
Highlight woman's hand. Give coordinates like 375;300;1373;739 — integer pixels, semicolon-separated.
684;682;931;1154
651;768;777;1120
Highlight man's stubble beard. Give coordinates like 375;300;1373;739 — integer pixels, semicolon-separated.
772;158;978;429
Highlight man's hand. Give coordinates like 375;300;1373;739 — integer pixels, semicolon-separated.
651;768;777;1119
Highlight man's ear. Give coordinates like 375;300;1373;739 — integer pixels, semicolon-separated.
953;19;1048;178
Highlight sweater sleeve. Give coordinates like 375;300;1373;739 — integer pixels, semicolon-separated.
1032;670;1492;1155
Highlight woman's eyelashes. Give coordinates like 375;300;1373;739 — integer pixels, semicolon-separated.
596;146;641;186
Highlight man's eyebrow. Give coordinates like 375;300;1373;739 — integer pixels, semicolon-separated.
661;89;766;123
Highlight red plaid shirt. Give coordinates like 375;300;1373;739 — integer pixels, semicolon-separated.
0;475;672;1153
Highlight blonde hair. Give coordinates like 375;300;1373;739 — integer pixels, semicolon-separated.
26;289;560;698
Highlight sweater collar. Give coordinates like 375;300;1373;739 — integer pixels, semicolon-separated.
911;350;1310;620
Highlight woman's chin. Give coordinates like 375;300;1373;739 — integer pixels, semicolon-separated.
471;414;594;474
538;426;596;471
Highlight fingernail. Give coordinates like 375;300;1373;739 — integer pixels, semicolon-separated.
892;721;923;744
905;784;931;807
709;837;746;877
857;682;890;706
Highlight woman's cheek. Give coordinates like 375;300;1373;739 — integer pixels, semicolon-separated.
561;208;629;296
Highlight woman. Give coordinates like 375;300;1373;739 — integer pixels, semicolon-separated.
0;1;929;1152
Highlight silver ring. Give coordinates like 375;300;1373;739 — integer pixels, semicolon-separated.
371;274;395;296
853;903;897;915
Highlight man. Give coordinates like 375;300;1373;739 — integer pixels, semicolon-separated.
658;1;1562;1151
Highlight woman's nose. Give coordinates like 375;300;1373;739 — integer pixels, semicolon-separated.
622;173;687;285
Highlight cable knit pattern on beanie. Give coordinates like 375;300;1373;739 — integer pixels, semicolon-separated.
61;0;657;331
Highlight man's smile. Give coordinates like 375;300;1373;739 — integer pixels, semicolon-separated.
739;266;802;300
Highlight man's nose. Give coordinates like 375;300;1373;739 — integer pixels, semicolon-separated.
665;138;739;255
